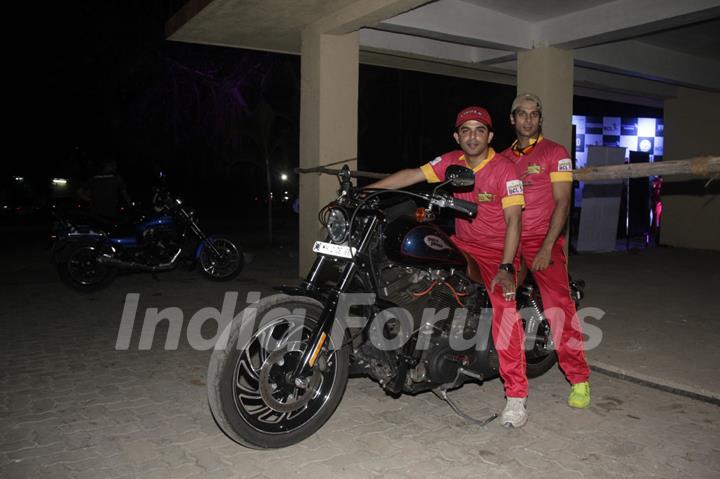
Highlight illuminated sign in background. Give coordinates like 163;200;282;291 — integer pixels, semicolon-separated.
573;115;664;168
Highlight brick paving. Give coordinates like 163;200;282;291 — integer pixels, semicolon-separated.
1;246;719;478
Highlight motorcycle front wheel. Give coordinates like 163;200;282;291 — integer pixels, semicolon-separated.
198;236;243;281
57;244;116;292
207;294;349;449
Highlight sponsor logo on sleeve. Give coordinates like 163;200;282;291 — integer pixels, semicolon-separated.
430;156;442;166
558;159;573;172
506;179;524;196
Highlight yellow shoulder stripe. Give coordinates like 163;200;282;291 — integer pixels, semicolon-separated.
550;171;573;182
502;195;525;209
421;163;441;183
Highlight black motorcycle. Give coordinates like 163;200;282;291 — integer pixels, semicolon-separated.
51;189;243;292
207;165;583;449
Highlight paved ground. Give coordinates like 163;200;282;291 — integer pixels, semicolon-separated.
1;238;719;478
572;247;720;401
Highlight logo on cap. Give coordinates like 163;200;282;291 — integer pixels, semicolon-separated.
455;106;493;129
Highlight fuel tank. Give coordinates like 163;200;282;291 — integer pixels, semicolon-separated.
383;217;466;268
138;215;174;231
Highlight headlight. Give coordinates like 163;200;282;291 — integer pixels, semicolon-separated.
326;207;348;243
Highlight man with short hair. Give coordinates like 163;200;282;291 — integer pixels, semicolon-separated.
368;106;530;427
502;93;591;409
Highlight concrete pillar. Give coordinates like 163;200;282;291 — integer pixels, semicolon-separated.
661;88;720;251
517;47;574;151
517;46;575;252
298;31;359;274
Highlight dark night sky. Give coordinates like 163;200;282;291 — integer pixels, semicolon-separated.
14;2;178;154
9;1;297;208
6;2;662;210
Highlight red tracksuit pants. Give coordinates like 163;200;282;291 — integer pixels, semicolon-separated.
521;236;590;384
458;240;528;398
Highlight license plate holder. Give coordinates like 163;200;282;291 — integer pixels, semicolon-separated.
312;241;356;259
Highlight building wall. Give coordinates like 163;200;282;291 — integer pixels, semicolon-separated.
661;88;720;251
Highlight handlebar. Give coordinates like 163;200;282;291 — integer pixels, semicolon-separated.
444;197;477;217
346;187;476;218
427;191;477;217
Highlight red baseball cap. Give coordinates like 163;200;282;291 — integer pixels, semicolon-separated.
455;106;493;130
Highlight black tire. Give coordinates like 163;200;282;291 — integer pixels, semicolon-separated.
207;294;350;449
526;349;557;378
198;236;243;281
57;244;116;292
524;318;557;378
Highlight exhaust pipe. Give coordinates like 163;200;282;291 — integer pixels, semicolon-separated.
97;249;183;272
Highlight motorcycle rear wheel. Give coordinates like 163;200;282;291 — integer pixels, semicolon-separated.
207;294;349;449
524;318;557;378
57;244;116;292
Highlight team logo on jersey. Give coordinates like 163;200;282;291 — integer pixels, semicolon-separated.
477;192;494;202
429;156;442;166
558;159;573;172
506;179;524;196
526;164;541;175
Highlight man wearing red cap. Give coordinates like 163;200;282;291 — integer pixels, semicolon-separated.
367;106;530;428
502;93;591;409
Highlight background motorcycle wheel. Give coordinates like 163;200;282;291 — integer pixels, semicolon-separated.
57;244;116;292
198;236;244;281
207;294;349;449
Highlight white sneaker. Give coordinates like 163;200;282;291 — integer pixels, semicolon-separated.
500;397;528;428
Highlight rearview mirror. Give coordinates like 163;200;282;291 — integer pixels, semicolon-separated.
445;165;474;187
338;164;352;194
338;165;351;184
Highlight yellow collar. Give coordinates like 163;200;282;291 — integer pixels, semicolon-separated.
511;135;543;156
461;148;496;172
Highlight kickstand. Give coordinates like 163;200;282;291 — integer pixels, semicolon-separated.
432;388;498;426
431;367;498;426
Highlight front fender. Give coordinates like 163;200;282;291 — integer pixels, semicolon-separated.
195;236;216;259
273;285;329;303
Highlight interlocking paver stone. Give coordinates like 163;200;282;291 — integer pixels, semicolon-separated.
1;246;719;478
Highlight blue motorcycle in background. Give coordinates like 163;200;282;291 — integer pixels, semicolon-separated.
51;188;244;292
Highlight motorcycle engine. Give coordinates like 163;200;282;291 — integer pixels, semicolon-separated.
355;265;486;392
142;226;180;262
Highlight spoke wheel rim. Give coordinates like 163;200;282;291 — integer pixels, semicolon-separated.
200;239;240;278
67;246;107;285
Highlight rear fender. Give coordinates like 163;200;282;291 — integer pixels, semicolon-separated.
51;237;107;263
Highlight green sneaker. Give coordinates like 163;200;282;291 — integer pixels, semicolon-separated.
568;381;591;408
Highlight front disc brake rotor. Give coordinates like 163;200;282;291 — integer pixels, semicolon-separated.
259;348;323;413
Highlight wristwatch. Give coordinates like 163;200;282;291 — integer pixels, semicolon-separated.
498;263;515;274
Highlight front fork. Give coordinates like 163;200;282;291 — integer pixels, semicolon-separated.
187;216;223;258
293;215;379;377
